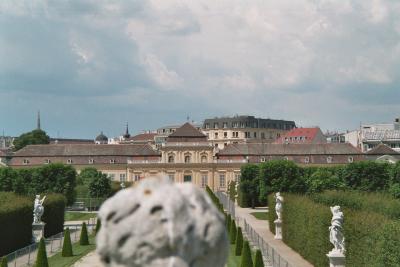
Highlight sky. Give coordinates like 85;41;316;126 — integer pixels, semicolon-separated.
1;0;399;139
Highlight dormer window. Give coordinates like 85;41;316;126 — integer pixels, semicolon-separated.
89;159;94;164
304;157;310;164
67;159;72;164
23;159;30;165
44;159;51;164
214;123;219;129
260;157;266;162
184;155;191;163
223;122;228;128
348;156;354;163
201;155;207;163
110;159;116;164
327;156;333;164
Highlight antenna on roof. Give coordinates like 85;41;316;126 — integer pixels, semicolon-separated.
37;110;41;130
187;115;190;122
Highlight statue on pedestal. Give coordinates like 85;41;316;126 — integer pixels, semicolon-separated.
33;195;46;223
275;192;284;220
329;206;345;254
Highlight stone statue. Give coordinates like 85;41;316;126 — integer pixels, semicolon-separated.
33;195;46;223
329;206;345;253
97;175;228;267
275;192;284;220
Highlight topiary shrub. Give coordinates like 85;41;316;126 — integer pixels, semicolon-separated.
95;218;101;235
226;214;231;231
42;194;66;237
1;257;8;267
240;241;253;267
34;238;49;267
229;220;237;244
0;192;32;256
254;249;264;267
342;161;391;191
235;227;243;256
267;194;276;234
79;222;89;246
61;228;73;257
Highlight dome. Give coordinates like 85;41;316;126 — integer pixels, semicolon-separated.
95;131;108;142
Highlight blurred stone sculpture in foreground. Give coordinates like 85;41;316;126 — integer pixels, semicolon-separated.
97;176;228;267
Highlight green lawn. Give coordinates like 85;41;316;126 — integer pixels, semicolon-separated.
250;212;268;220
65;212;97;221
48;236;96;267
227;244;241;267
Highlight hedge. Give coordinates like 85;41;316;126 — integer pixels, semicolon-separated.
269;193;400;267
0;192;32;256
42;194;66;237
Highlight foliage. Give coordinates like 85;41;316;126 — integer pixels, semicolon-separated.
1;257;7;267
109;181;134;196
95;218;101;235
310;190;400;220
42;194;66;237
389;183;400;199
304;168;345;194
267;194;276;234
34;238;49;267
0;192;32;256
269;193;400;267
226;214;232;231
342;161;391;191
88;172;111;198
228;180;237;201
239;164;262;208
79;222;89;246
254;249;264;267
235;227;243;256
258;160;306;202
13;129;50;151
392;162;400;184
230;220;237;244
76;168;100;186
240;241;253;267
205;186;224;212
62;228;73;257
65;212;96;221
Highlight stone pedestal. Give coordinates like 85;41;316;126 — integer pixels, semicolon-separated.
32;222;46;243
327;250;345;267
274;219;282;240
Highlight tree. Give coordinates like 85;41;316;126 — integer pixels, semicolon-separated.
95;218;101;235
343;161;391;191
239;164;260;208
304;168;345;194
77;167;101;186
230;220;237;244
254;249;264;267
1;257;8;267
391;162;400;184
62;228;73;257
0;167;16;191
88;172;112;198
240;241;253;267
228;180;237;201
13;129;50;151
80;222;89;245
235;227;243;256
226;214;232;231
34;238;49;267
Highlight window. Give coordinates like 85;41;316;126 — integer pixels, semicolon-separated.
201;174;208;187
205;123;210;129
232;132;239;138
348;156;354;163
134;174;141;181
184;175;192;182
89;158;94;164
327;156;333;164
245;132;250;138
224;143;227;147
23;159;30;165
215;144;218;148
184;155;191;163
214;123;219;129
219;173;226;188
234;173;241;182
214;132;218;139
223;122;228;128
108;174;115;181
304;157;310;164
284;156;289;161
224;132;228;138
232;122;239;128
44;159;51;164
260;157;266;162
254;132;257;138
240;122;245;128
261;132;265;139
110;159;116;164
120;173;126;182
201;155;207;163
67;159;72;164
168;173;174;181
168;155;174;163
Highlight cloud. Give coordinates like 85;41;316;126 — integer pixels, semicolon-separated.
1;0;400;137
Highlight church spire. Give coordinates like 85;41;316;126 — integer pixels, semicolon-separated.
123;122;130;139
37;110;41;130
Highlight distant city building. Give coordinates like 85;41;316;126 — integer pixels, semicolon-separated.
121;132;157;146
359;117;400;152
155;123;202;147
364;143;400;163
95;132;109;145
0;149;11;166
326;132;346;143
50;138;94;145
0;136;14;149
202;115;296;150
275;127;326;144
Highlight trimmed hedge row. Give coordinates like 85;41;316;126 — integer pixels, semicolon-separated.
0;192;32;256
269;193;400;267
42;194;66;237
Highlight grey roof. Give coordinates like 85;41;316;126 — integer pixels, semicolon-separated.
168;123;206;138
203;115;296;129
366;144;399;155
363;130;400;141
95;132;108;141
218;143;361;155
13;144;160;157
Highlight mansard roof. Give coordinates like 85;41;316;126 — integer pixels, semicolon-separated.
168;123;206;138
13;144;160;157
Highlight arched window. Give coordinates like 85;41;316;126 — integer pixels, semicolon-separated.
168;155;174;163
184;155;191;163
201;155;207;163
